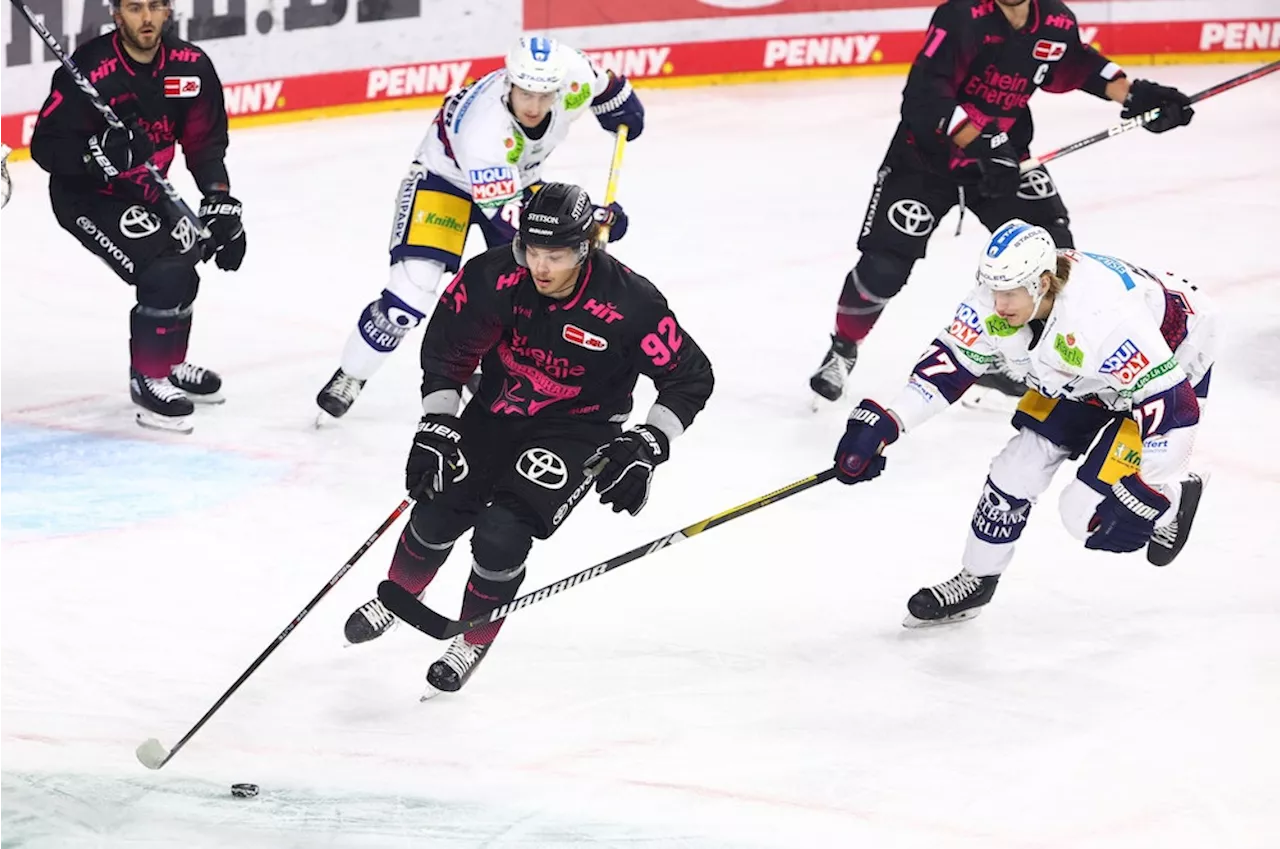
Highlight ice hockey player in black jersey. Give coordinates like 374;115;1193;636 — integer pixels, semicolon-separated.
29;0;245;434
343;182;714;698
808;0;1193;408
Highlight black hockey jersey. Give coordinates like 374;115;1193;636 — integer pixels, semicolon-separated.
895;0;1123;176
30;29;230;203
421;247;714;430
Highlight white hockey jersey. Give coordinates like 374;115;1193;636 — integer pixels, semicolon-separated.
890;250;1216;437
418;50;610;219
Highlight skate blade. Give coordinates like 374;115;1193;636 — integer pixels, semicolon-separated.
960;387;1020;414
314;409;337;429
187;391;225;405
420;684;449;702
902;607;984;629
135;410;193;434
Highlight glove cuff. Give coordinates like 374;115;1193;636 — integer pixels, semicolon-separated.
850;399;901;446
592;78;634;115
1111;475;1169;521
634;424;670;464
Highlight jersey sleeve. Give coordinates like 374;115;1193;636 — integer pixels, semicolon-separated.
1040;16;1125;99
181;55;230;192
419;261;507;396
562;49;611;123
29;66;98;177
1095;320;1198;438
886;292;1000;431
900;4;980;144
630;285;714;435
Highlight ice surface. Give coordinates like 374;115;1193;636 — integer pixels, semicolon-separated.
3;65;1279;848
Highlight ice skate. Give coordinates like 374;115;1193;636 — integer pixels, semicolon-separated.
809;335;858;408
169;361;224;404
343;597;399;644
1147;473;1208;567
421;635;492;700
903;568;1000;628
130;369;194;434
315;368;366;424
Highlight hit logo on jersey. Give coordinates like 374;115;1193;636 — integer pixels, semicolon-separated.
1098;339;1150;384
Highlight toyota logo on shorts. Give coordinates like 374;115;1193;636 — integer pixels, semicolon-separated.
517;447;568;490
1016;169;1058;200
888;199;935;237
119;205;162;239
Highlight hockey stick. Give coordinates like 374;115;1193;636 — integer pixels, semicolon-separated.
1022;59;1280;172
594;124;628;248
9;0;212;247
1;143;11;209
380;468;837;640
135;499;411;769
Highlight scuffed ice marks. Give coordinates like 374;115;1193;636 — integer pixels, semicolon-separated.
1;771;743;849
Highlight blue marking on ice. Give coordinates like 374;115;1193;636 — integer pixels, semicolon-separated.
1;424;287;537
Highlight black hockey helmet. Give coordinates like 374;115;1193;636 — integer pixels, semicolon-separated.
513;182;596;267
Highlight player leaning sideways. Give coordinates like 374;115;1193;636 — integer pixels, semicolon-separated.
833;220;1215;627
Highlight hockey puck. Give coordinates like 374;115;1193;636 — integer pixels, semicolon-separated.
230;783;259;798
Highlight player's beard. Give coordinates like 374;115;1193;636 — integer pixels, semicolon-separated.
117;16;164;56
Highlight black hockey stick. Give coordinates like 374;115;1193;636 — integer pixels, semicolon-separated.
9;0;213;248
136;499;411;769
1022;59;1280;172
380;468;838;640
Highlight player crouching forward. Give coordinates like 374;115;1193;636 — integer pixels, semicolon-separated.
342;183;714;697
315;36;643;421
832;220;1215;626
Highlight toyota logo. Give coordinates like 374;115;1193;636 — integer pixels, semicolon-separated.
516;447;568;490
119;205;162;239
888;199;935;237
1016;169;1058;200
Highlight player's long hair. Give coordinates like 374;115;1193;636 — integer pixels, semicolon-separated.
1049;254;1073;296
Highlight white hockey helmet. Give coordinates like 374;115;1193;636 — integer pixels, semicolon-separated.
505;36;568;94
977;219;1057;295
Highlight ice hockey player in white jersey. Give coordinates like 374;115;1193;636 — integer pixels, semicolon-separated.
1;143;12;209
315;36;644;420
831;220;1216;626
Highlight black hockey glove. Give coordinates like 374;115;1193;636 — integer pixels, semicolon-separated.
199;192;246;271
591;74;645;140
585;424;669;516
84;123;154;182
592;202;628;242
970;130;1021;198
833;399;899;485
1085;473;1170;553
1122;79;1194;134
405;414;464;500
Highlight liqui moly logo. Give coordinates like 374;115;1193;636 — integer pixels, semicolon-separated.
1098;339;1150;384
164;76;201;98
469;166;517;206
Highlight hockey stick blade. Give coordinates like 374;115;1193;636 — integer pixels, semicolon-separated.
380;581;460;638
1023;59;1280;172
381;468;838;640
136;737;170;770
131;499;410;768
